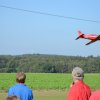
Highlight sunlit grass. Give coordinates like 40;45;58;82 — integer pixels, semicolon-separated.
0;73;99;91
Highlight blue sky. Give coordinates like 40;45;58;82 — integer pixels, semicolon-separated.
0;0;100;56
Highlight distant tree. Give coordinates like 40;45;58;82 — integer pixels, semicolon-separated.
0;54;100;73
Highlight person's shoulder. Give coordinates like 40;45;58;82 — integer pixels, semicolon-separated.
8;84;18;92
24;85;32;91
9;84;17;89
25;86;33;95
70;83;79;92
84;82;91;89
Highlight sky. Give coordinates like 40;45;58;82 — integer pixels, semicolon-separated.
0;0;100;56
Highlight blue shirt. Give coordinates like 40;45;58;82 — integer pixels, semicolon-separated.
8;84;33;100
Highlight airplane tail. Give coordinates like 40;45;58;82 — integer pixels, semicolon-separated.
75;31;84;40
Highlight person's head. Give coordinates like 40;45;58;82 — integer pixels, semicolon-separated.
6;96;19;100
72;67;84;81
16;72;26;83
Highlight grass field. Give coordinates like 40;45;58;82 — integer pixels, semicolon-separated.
0;90;66;100
0;73;100;100
0;73;100;91
0;73;70;91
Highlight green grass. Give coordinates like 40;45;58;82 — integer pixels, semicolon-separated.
0;73;99;91
0;73;71;91
34;90;66;100
84;73;100;90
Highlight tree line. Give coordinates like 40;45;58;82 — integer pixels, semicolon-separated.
0;54;100;73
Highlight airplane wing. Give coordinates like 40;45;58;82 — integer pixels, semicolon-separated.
86;35;100;45
86;40;97;45
75;34;84;40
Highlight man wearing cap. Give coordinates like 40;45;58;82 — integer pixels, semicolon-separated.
67;67;91;100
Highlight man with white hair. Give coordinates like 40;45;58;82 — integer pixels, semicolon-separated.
67;67;91;100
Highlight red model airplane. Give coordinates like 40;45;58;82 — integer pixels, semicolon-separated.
76;31;100;45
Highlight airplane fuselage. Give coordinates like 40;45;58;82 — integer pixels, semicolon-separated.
82;34;100;40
